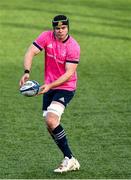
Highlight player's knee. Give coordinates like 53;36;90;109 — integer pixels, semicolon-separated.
46;112;59;130
44;102;65;130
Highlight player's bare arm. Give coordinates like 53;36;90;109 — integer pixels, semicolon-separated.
19;44;41;86
38;63;78;95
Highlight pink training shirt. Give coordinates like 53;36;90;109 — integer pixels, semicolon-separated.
33;30;80;91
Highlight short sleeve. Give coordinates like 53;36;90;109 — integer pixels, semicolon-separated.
33;31;49;50
66;40;80;64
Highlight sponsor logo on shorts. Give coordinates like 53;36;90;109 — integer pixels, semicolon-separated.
59;97;65;102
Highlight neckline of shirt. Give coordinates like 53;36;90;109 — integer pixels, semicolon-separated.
53;32;70;43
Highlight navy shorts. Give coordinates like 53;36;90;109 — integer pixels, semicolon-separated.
42;89;75;111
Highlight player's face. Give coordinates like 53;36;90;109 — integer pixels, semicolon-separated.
54;25;68;41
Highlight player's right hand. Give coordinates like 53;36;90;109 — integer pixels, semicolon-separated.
19;73;30;87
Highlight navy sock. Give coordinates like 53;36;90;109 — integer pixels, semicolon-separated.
51;124;73;159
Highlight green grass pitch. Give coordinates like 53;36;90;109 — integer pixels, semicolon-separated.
0;0;131;178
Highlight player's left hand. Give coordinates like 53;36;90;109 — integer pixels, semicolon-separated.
37;84;51;95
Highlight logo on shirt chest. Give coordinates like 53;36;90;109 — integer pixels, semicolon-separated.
47;44;66;63
47;43;53;48
57;44;66;57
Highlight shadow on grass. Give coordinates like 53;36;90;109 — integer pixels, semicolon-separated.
0;4;66;15
2;22;131;42
87;20;131;30
71;29;131;41
1;22;50;31
73;14;131;28
1;4;131;25
37;0;131;12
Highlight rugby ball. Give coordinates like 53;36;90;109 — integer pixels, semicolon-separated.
20;80;40;97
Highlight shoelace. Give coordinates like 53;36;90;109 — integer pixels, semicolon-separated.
59;157;69;168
